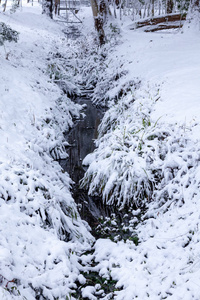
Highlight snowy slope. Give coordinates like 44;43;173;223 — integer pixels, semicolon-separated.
80;11;200;300
1;2;200;299
120;22;200;125
0;4;93;299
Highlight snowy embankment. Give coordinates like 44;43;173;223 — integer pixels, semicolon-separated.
80;14;200;300
1;3;200;299
0;5;93;299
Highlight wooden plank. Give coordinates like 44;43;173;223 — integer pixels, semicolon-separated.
144;23;183;32
132;13;186;30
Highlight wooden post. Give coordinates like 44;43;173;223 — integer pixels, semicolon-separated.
3;0;8;12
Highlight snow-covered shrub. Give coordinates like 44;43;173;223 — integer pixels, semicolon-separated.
46;57;80;97
0;12;96;296
65;35;109;93
49;27;126;106
47;35;98;93
0;22;19;46
0;93;95;299
81;87;161;207
152;131;200;212
75;34;142;107
10;0;21;14
81;83;200;210
77;38;131;106
0;92;94;298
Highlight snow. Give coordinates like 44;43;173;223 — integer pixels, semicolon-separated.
95;18;200;125
1;1;200;299
80;7;200;300
0;2;93;299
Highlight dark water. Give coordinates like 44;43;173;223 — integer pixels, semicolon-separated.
60;97;102;183
59;98;139;298
59;97;138;241
59;98;116;236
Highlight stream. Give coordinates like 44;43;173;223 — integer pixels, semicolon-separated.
59;97;139;242
59;97;116;238
55;27;139;299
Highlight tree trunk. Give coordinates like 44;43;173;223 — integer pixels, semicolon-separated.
166;0;174;13
194;0;199;8
42;0;53;18
90;0;107;45
151;0;154;16
3;0;8;12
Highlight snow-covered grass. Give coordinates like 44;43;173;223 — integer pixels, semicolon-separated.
79;10;200;300
0;4;94;299
1;2;200;299
81;10;200;209
81;80;200;209
81;85;160;207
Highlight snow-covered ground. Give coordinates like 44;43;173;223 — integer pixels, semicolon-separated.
81;9;200;300
1;1;200;299
0;3;93;299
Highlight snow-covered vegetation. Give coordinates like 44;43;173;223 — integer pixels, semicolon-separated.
1;0;200;299
80;7;200;300
0;4;94;299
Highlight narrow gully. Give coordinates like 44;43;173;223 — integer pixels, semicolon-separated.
59;97;116;237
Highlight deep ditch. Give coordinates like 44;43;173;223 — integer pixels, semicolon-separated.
53;24;142;299
59;97;116;238
58;96;140;298
55;28;141;298
58;97;141;242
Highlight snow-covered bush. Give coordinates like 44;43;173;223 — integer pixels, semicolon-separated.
0;93;94;298
50;35;105;94
46;58;80;97
0;22;19;46
77;34;131;106
81;87;160;207
81;83;200;210
48;26;125;106
75;34;142;107
0;10;95;299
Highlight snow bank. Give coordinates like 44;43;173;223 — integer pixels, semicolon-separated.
79;12;200;299
0;4;93;299
81;11;200;207
1;3;200;299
